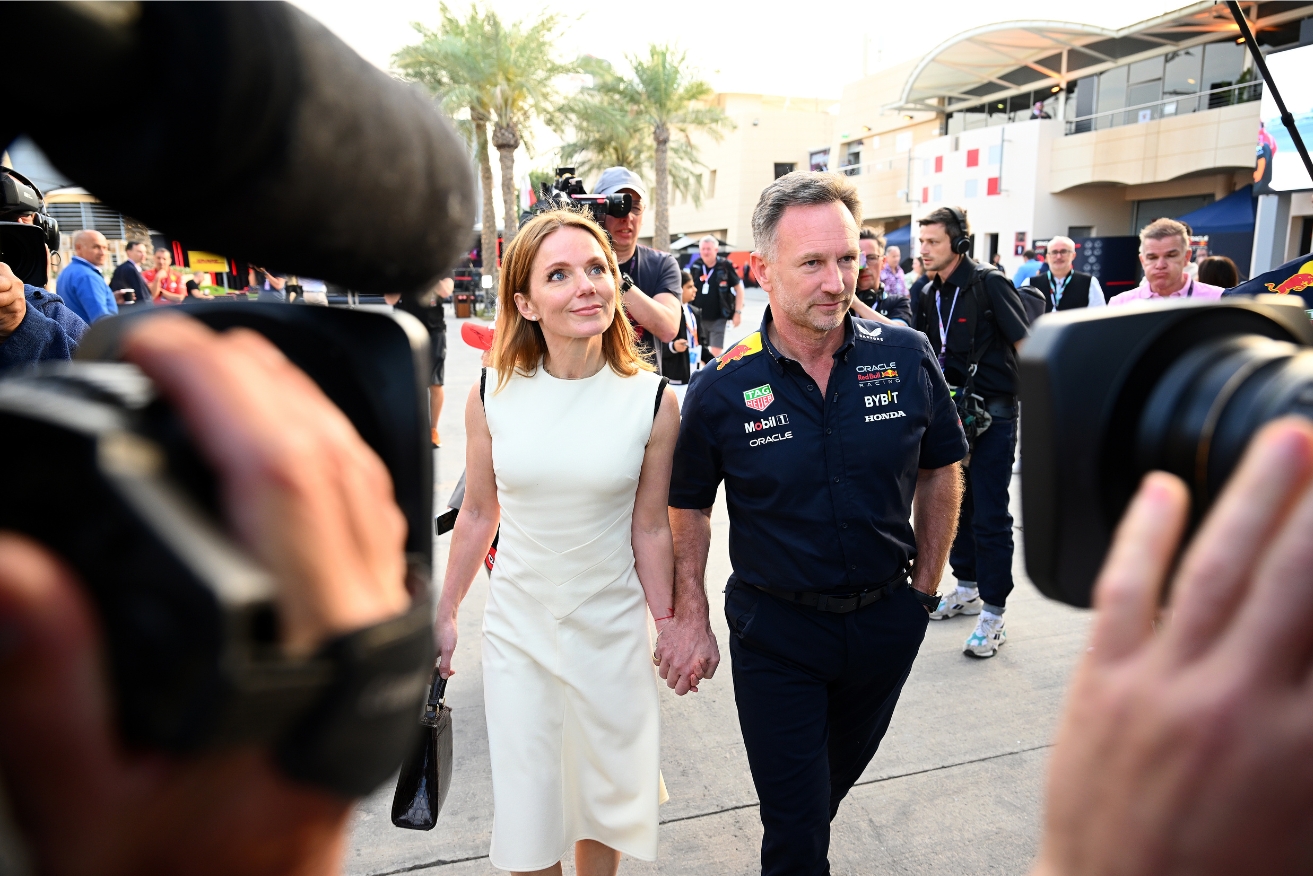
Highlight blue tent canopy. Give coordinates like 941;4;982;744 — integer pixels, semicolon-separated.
885;224;912;249
1176;184;1255;234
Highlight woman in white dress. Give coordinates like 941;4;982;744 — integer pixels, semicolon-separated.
435;208;681;876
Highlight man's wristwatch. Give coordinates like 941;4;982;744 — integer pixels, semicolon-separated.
912;589;941;612
620;273;634;294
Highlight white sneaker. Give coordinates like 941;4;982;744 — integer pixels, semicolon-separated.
964;611;1007;658
929;585;983;620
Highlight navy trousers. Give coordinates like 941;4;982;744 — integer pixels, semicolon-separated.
726;579;929;876
949;404;1018;612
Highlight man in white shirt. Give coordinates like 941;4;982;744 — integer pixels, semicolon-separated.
1029;235;1105;312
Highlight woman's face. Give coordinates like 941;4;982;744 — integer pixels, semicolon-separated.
514;227;616;340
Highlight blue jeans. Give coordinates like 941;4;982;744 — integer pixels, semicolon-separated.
949;402;1018;613
725;579;928;876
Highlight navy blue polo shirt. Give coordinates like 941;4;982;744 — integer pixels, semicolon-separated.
669;307;967;593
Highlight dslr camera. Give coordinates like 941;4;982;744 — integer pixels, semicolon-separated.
1020;296;1313;608
536;167;632;224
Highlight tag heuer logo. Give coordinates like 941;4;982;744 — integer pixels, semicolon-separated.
743;384;774;412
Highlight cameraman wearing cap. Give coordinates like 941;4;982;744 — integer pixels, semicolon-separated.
593;167;682;368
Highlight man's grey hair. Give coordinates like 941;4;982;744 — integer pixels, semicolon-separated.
752;171;861;262
1139;217;1191;252
698;234;718;246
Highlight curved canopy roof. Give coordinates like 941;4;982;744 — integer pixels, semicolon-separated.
889;2;1313;114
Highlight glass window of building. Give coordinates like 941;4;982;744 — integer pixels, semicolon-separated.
809;149;829;172
1096;65;1128;129
1072;75;1097;133
1162;47;1203;115
1202;40;1246;108
843;143;861;175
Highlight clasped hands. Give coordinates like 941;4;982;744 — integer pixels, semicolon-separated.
654;614;720;696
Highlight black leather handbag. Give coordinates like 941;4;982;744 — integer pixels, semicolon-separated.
390;667;453;830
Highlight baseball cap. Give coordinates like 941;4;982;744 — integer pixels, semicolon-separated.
593;166;648;202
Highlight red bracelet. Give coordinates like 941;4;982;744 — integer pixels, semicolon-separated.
653;613;674;622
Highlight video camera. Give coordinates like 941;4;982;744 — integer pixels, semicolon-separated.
1020;297;1313;608
0;303;437;796
536;167;632;224
0;167;60;287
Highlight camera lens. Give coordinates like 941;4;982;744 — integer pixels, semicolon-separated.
1137;335;1313;511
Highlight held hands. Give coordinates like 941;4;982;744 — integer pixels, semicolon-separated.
1034;418;1313;876
654;613;720;696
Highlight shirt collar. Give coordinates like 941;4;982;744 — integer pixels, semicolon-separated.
758;305;856;368
71;256;98;270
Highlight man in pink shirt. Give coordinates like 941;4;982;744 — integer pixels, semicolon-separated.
1108;218;1225;305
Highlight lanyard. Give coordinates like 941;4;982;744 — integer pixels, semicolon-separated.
1047;271;1069;309
935;285;961;367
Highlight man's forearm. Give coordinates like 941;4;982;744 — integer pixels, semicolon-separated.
669;506;713;620
911;463;962;595
624;288;681;343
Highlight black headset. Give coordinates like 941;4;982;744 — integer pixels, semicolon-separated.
945;206;972;255
0;167;60;250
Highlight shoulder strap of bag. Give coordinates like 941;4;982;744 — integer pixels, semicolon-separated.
963;264;999;387
480;367;486;405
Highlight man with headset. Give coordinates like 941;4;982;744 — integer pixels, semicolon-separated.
913;206;1028;658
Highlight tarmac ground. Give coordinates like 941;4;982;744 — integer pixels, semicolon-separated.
345;288;1092;876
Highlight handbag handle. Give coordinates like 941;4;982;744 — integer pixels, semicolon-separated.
422;665;447;721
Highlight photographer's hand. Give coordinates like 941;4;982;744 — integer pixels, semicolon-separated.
0;262;29;340
0;315;411;876
1034;418;1313;876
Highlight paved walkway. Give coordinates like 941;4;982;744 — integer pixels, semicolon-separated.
345;290;1090;876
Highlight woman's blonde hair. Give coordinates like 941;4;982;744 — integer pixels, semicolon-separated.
490;208;650;391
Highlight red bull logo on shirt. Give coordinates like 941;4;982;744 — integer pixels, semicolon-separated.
716;332;764;370
856;362;899;384
743;384;775;412
1266;261;1313;294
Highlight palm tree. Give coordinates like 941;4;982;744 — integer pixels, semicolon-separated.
606;47;732;252
556;55;731;249
483;12;574;239
394;7;499;283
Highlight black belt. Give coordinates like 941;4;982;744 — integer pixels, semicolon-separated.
747;569;909;614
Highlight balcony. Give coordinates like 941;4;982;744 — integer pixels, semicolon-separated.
1064;81;1262;135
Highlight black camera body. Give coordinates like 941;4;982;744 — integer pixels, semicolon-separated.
536;167;632;225
1020;297;1313;608
0;221;49;286
1;166;60;251
0;303;436;795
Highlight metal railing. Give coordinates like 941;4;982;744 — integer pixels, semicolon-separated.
835;159;903;177
1064;80;1262;135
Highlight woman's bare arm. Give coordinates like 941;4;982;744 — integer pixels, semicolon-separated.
631;387;680;631
434;383;500;678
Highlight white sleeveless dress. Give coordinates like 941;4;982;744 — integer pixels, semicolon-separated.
481;363;663;871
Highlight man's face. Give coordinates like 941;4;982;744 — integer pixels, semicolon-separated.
602;189;643;255
126;243;145;264
752;201;858;335
75;232;109;266
919;223;957;275
884;246;900;269
1140;235;1190;295
857;238;881;290
699;239;718;265
154;249;172;270
1046;239;1075;276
